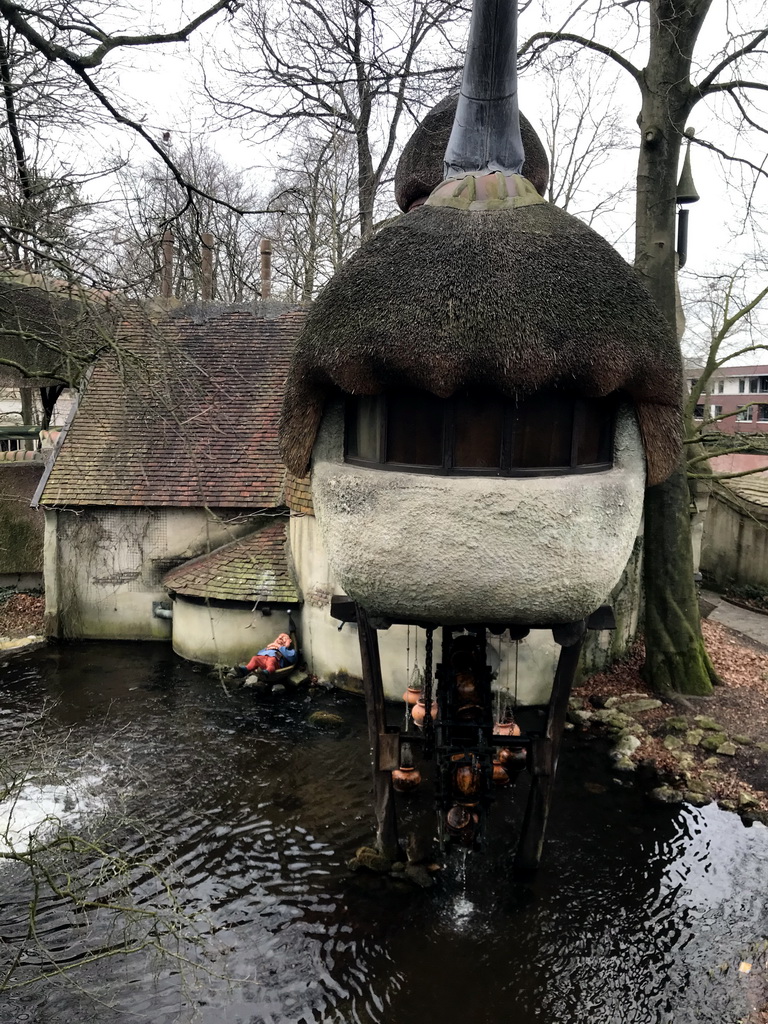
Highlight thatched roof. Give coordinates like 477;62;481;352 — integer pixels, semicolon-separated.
279;200;682;487
395;95;549;212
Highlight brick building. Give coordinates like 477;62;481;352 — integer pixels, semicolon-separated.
691;364;768;433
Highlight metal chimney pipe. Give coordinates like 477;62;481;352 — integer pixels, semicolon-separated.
201;232;214;301
161;228;174;299
443;0;525;181
260;238;272;299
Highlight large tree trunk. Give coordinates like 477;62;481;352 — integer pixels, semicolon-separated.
636;0;715;694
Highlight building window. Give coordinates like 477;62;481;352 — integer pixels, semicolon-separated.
713;405;723;417
717;380;724;394
345;389;617;476
761;377;768;394
758;405;768;422
688;377;698;392
739;379;746;393
693;405;704;419
736;406;754;422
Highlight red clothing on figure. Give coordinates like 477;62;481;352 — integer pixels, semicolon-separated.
245;653;279;673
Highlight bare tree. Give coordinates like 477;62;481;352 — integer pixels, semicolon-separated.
209;0;468;241
265;129;360;302
103;137;270;303
535;54;634;236
519;0;768;694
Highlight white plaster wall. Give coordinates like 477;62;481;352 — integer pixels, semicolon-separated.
47;506;258;640
311;401;645;625
290;510;561;704
171;597;293;665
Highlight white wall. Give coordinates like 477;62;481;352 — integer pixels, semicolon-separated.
44;506;258;640
290;511;561;705
171;597;293;666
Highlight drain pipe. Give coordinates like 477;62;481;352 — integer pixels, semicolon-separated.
152;601;173;620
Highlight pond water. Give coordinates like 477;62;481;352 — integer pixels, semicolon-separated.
1;641;767;1024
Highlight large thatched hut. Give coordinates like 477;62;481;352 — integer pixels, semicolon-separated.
279;0;681;628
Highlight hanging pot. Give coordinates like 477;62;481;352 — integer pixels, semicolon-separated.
392;764;422;793
493;719;521;737
498;746;527;773
455;702;483;723
446;802;479;843
411;697;438;728
492;759;510;786
455;672;479;704
402;684;422;706
452;755;481;798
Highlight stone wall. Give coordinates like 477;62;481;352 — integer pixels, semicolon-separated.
0;462;45;585
701;484;768;591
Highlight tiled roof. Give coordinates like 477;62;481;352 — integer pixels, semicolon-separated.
162;520;300;603
284;472;314;515
38;307;306;507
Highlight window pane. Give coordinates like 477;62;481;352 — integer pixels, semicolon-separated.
454;391;503;468
386;389;443;466
759;405;768;422
347;395;380;461
575;399;614;465
511;394;573;469
750;377;758;393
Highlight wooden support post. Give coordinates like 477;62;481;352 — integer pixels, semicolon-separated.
515;627;585;872
355;603;400;861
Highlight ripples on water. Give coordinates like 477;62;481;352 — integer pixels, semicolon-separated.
0;642;767;1024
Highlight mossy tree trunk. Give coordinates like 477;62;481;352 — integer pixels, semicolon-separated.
635;0;716;694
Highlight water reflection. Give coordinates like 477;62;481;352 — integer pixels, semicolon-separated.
0;642;766;1024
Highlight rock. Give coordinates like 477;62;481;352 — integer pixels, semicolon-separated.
718;799;737;813
610;735;641;762
699;733;728;752
684;789;713;807
286;671;309;688
732;734;752;746
665;716;689;734
243;674;270;691
390;861;406;873
703;757;721;768
685;729;704;746
567;709;593;727
694;715;722;732
738;792;759;809
716;741;737;757
617;698;663;715
605;692;648;708
584;781;607;794
613;757;637;773
308;711;345;730
672;751;696;769
564;721;575;731
592;709;633;733
404;863;434;888
353;847;392;874
663;736;684;751
650;786;685;805
757;742;768;754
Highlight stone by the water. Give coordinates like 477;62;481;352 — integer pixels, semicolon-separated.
308;710;346;730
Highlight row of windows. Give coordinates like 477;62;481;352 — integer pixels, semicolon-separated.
694;404;768;422
688;377;768;396
345;390;617;475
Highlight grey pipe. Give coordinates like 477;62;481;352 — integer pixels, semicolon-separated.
443;0;524;180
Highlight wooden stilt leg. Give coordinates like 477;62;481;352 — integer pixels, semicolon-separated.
356;604;400;862
515;629;585;872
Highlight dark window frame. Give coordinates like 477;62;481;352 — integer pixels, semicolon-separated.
344;391;617;478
